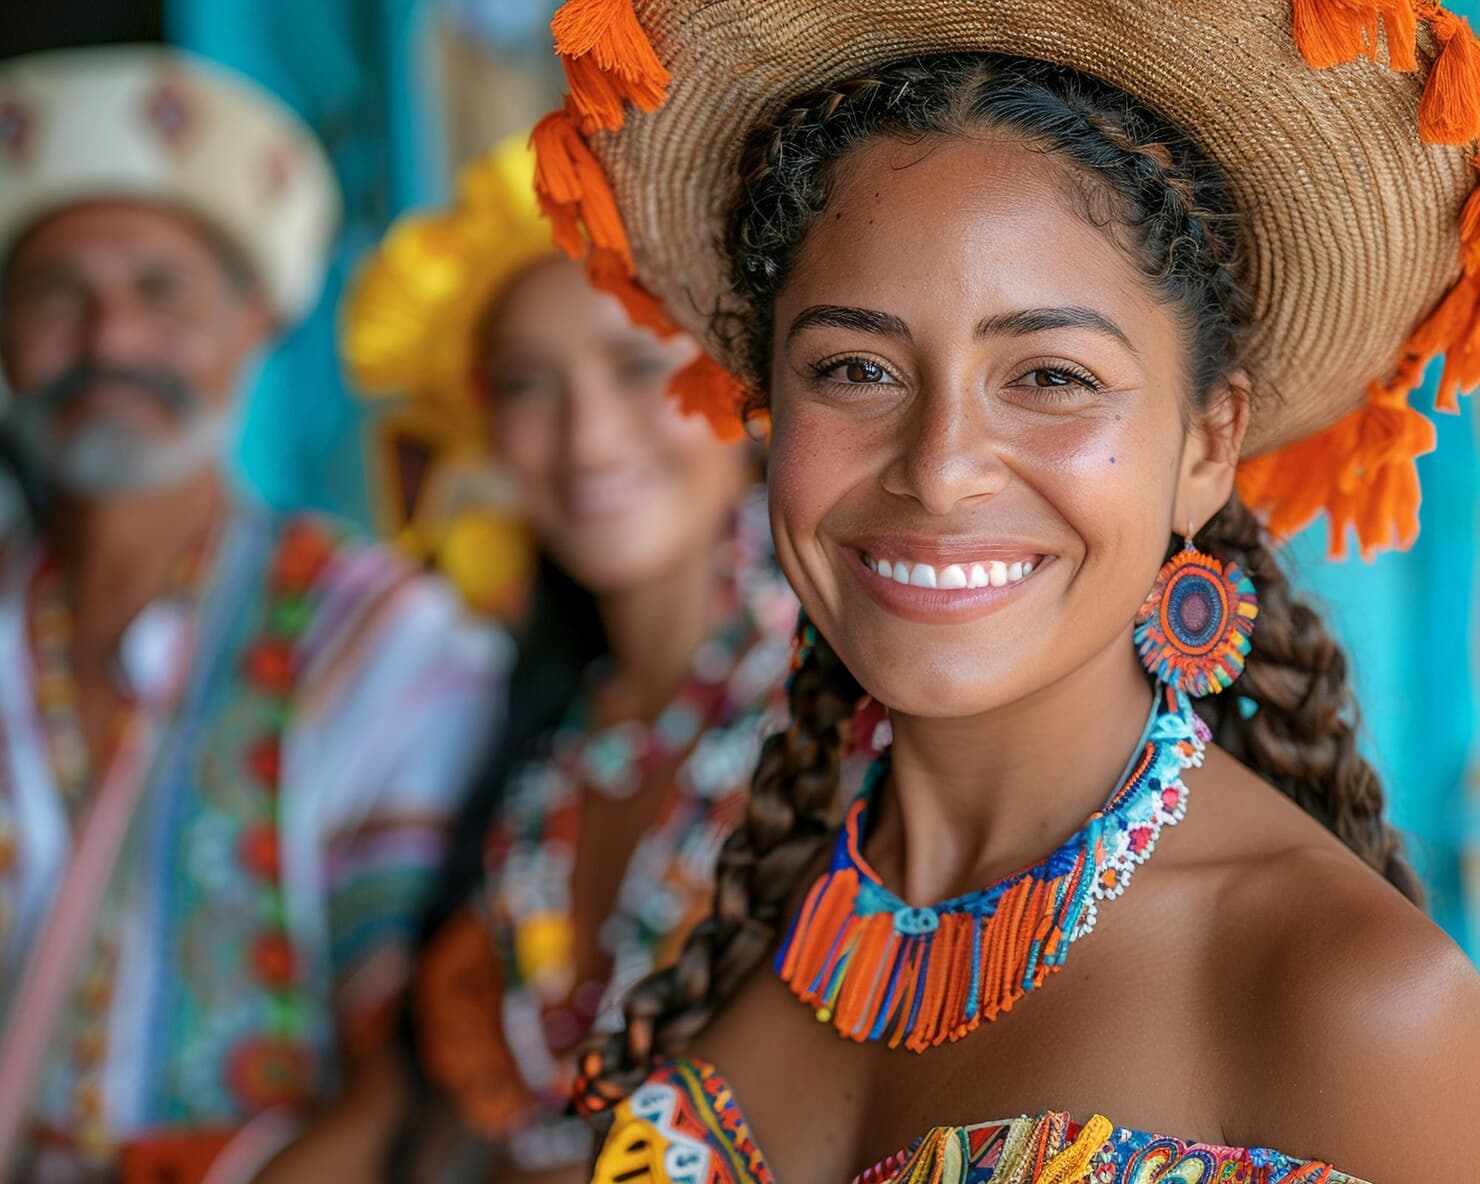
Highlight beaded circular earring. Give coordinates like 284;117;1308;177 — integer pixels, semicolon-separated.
1135;537;1259;696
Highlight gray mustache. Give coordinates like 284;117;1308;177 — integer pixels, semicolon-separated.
28;363;197;417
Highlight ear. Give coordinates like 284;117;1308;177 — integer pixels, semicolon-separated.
1173;370;1251;535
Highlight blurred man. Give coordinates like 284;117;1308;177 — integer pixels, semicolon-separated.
0;46;505;1182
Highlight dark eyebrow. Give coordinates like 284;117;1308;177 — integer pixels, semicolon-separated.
975;306;1135;352
786;304;913;345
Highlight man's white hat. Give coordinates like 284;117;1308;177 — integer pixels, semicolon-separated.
0;45;340;324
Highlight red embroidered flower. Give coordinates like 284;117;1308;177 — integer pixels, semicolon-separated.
1161;786;1181;812
225;1036;313;1109
260;141;299;202
242;638;295;694
1128;826;1153;855
143;77;195;152
250;932;298;987
245;736;282;786
271;522;335;595
238;824;280;881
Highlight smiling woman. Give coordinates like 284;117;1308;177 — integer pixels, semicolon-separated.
524;3;1480;1183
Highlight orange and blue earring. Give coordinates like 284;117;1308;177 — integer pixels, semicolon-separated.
1135;535;1258;697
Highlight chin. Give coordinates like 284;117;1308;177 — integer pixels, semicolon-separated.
554;542;674;598
843;648;1020;719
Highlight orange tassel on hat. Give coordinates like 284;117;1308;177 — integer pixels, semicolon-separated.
669;354;751;441
1291;0;1419;69
586;247;682;337
552;0;670;132
1237;386;1436;558
1382;0;1420;70
1419;9;1480;144
1244;0;1480;556
1292;0;1377;67
1408;274;1480;411
529;107;633;265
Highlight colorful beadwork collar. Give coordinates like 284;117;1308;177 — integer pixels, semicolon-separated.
774;685;1208;1052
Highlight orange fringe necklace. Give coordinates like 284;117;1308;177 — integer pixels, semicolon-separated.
774;686;1207;1054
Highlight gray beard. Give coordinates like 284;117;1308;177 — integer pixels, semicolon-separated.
10;400;234;496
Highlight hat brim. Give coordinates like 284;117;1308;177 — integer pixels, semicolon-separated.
586;0;1473;455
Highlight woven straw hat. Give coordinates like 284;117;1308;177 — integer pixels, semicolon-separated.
531;0;1480;557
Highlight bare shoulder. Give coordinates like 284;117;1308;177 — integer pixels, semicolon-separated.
1196;762;1480;1181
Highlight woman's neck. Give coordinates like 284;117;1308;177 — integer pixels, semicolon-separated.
592;530;724;723
877;639;1156;907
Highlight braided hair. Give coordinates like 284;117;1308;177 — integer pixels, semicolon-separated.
578;53;1422;1119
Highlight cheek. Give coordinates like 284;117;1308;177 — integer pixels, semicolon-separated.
496;406;558;499
2;320;75;391
160;313;245;399
647;406;744;501
1025;406;1184;616
769;399;875;544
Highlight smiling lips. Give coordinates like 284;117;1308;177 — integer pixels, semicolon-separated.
861;553;1039;590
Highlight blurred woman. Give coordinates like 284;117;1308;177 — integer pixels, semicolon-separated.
258;137;796;1182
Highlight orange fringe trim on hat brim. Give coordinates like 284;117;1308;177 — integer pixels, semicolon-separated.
1238;0;1480;557
552;0;671;133
529;47;754;442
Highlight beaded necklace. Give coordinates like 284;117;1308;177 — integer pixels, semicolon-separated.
17;533;217;1158
774;684;1207;1053
440;493;794;1171
11;519;337;1160
549;493;790;803
27;536;215;820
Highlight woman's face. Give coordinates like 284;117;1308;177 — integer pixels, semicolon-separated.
767;135;1241;718
489;255;753;595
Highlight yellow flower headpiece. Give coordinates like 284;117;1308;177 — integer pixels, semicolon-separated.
342;132;553;417
342;134;551;618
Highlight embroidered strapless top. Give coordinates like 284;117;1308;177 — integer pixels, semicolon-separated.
590;1059;1368;1184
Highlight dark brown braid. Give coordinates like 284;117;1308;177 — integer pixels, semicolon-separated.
1196;498;1425;904
579;52;1420;1114
577;625;860;1120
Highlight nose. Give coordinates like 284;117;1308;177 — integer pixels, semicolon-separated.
880;381;1010;515
79;288;156;368
561;362;633;471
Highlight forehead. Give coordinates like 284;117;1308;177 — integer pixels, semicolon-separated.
491;253;652;349
786;135;1159;328
4;200;232;283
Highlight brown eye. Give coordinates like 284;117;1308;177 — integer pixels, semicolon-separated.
811;355;899;391
1009;365;1102;394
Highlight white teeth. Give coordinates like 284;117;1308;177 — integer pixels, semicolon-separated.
867;551;1042;591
